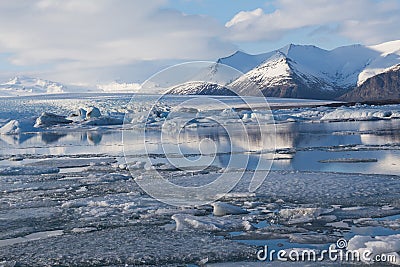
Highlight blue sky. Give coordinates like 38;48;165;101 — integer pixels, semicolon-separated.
0;0;398;84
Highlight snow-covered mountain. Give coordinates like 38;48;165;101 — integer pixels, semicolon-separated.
2;40;399;101
229;51;346;99
0;76;66;97
216;40;400;100
340;64;400;102
217;50;275;74
165;81;236;96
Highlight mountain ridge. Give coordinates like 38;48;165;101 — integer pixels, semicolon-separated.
214;40;400;100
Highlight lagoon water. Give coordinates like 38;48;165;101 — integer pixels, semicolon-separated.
1;119;400;175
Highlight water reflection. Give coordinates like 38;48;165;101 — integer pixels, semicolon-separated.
1;119;400;175
41;133;67;144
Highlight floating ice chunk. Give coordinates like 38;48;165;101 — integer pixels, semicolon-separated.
250;111;273;122
83;117;123;126
316;215;337;222
141;208;207;219
176;107;198;113
319;158;378;163
0;120;20;135
220;108;240;119
129;161;146;170
216;192;256;200
212;202;248;216
321;107;396;122
171;214;252;232
8;155;24;161
0;166;59;176
118;164;127;170
288;233;337;244
34;112;72;127
279;208;333;225
69;108;87;120
71;227;97;233
86;106;101;118
76;186;88;193
347;234;400;265
78;108;87;119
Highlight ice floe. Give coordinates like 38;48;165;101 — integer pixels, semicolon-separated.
172;213;253;232
347;234;400;265
320;106;400;122
212;202;249;216
0;166;59;175
0;120;20;135
34;112;72;127
86;106;101;119
279;208;334;225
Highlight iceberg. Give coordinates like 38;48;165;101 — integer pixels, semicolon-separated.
0;120;20;135
34;112;72;127
212;202;249;216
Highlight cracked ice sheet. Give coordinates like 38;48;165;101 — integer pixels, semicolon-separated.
165;170;400;206
0;225;255;266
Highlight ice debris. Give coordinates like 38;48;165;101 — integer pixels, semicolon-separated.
0;166;59;176
212;202;249;216
347;234;400;265
279;207;333;225
0;120;20;135
86;106;101;118
172;214;253;232
34;112;72;127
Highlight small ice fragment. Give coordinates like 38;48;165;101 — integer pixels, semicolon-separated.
279;207;331;225
86;106;101;118
8;155;23;161
0;120;20;135
242;220;254;231
118;164;127;170
212;202;248;216
129;161;146;169
76;186;88;192
71;227;97;233
78;108;87;119
316;215;337;222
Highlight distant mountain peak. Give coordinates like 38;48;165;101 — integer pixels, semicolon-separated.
0;76;66;97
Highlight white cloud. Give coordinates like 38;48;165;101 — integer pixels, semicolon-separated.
0;0;236;83
225;8;264;28
225;0;400;44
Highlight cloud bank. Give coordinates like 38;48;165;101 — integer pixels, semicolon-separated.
0;0;235;83
0;0;399;84
225;0;400;45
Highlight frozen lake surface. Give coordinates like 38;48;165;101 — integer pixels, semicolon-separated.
0;94;399;266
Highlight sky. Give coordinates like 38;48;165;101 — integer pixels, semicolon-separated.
0;0;399;85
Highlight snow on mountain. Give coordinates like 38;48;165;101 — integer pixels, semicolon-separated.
215;40;400;100
357;40;400;86
0;76;66;97
217;50;275;74
229;52;293;92
229;50;346;99
165;81;236;96
340;63;400;102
